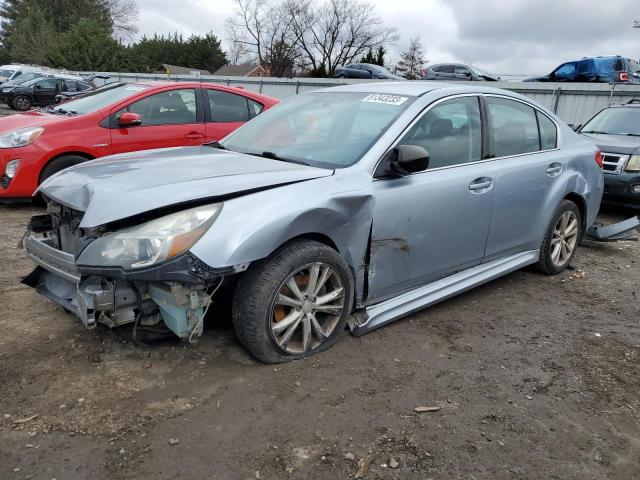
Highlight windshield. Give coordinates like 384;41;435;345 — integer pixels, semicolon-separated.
581;107;640;136
471;66;493;77
49;82;150;115
222;91;415;168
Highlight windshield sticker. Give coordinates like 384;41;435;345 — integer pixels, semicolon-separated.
362;94;408;106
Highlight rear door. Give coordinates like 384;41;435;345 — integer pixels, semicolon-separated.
203;88;263;141
483;95;563;260
109;87;205;154
33;78;59;105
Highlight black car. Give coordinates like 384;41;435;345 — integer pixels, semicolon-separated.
525;56;640;83
420;63;500;81
2;77;92;111
54;73;112;103
334;63;403;80
579;100;640;208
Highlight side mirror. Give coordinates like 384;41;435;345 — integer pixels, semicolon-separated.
118;112;142;127
367;68;374;74
376;145;430;177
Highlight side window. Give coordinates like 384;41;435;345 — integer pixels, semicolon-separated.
63;80;78;92
126;89;197;126
486;97;540;157
554;62;576;79
207;89;251;123
537;111;557;150
438;65;455;74
37;79;58;89
453;66;470;75
398;96;482;169
247;99;264;119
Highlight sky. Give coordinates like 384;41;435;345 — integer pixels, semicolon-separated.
134;0;640;75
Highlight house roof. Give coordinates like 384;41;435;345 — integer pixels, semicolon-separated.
213;64;265;77
160;64;211;76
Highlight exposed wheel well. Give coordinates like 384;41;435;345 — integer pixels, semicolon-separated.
278;233;340;254
563;192;587;238
39;152;95;184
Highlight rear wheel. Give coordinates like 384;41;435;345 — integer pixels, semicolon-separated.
232;241;353;363
12;95;32;111
536;200;581;275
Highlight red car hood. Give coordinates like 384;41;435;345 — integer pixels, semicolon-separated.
0;110;71;131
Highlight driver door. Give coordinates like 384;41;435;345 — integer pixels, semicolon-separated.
109;88;205;154
367;96;496;303
33;78;59;105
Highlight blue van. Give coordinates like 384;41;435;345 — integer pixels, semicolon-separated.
525;56;640;83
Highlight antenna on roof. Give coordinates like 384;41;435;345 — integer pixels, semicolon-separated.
633;20;640;28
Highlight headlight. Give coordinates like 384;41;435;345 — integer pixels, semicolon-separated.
0;127;44;148
79;204;222;269
4;159;19;178
626;155;640;172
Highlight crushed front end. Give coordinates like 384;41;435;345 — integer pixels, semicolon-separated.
22;200;235;342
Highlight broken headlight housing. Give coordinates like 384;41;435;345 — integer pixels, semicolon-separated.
79;204;222;269
625;155;640;172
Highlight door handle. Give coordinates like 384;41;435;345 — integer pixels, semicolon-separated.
185;132;205;140
546;163;562;177
469;177;493;192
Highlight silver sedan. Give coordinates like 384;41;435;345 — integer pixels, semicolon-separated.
24;82;604;363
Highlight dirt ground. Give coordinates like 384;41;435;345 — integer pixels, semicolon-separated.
0;200;638;480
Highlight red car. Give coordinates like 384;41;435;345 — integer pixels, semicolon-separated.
0;81;279;201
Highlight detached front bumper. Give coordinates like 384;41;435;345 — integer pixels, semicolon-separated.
22;235;138;329
22;235;218;340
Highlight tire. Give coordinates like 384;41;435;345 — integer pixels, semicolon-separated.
536;200;582;275
12;94;32;111
337;74;346;79
39;154;90;185
232;240;354;363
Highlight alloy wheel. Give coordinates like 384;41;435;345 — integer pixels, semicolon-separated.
550;211;579;267
270;262;345;354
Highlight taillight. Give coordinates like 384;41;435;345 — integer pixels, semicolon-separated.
595;150;603;169
620;72;629;82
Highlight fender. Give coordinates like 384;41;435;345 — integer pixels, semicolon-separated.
189;172;375;302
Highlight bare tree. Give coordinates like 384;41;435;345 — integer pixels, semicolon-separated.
226;0;300;76
395;36;426;80
105;0;139;41
283;0;397;76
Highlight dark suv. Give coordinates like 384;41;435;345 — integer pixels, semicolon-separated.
579;100;640;208
526;56;640;83
2;77;92;111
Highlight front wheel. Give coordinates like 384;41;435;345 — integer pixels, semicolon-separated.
12;94;32;111
232;241;354;363
536;200;581;275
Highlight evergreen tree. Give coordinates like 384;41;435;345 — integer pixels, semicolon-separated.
395;37;426;80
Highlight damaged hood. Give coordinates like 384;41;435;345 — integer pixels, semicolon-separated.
39;146;333;228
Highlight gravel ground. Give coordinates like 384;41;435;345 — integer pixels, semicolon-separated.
0;202;638;480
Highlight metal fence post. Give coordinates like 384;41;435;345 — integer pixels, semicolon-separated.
552;87;562;113
259;79;263;93
295;80;300;94
609;83;616;106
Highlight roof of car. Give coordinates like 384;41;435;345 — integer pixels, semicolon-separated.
325;81;449;96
